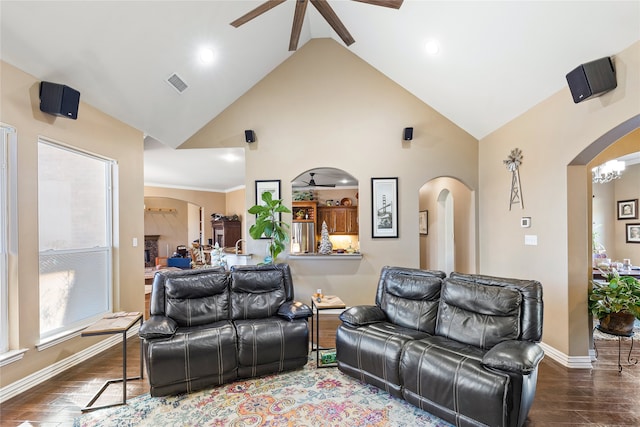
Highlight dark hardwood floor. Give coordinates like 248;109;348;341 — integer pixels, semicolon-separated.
1;335;638;426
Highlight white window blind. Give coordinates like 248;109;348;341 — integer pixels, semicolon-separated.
38;140;113;340
0;124;14;353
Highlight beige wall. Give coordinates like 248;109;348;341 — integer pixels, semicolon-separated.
182;39;479;306
613;163;640;262
593;161;640;264
0;61;144;387
478;41;640;359
144;186;228;245
144;197;189;257
591;132;640;264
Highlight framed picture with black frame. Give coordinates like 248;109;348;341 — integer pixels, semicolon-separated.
371;177;398;238
626;223;640;243
617;199;638;220
255;180;281;239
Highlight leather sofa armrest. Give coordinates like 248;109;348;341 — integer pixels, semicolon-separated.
278;301;312;321
339;305;387;328
138;315;178;340
482;340;544;374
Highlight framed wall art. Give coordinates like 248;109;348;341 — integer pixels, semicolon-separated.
419;210;428;235
617;199;638;220
626;223;640;243
371;177;398;238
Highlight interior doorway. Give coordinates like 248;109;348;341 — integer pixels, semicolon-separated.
566;115;640;358
437;190;455;274
419;177;476;274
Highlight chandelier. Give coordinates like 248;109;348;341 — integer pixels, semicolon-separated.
592;159;625;184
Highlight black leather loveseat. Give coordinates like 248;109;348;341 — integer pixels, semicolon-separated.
138;264;311;396
336;266;544;427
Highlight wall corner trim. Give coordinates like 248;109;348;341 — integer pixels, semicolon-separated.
539;342;593;369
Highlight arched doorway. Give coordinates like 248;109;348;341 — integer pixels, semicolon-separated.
419;177;477;274
567;115;640;359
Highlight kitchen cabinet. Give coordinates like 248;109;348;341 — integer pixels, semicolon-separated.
317;206;358;235
292;201;317;223
211;219;241;249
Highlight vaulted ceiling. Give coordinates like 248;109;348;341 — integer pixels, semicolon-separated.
1;1;639;191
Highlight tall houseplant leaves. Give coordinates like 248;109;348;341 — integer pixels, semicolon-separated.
248;190;291;264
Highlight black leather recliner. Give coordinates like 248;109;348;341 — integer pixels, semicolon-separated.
336;267;544;427
139;264;311;397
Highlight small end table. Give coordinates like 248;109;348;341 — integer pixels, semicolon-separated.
593;326;637;373
81;312;144;412
310;295;345;368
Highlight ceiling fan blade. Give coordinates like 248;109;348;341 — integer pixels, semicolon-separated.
351;0;404;9
230;0;287;27
289;0;309;51
310;0;355;46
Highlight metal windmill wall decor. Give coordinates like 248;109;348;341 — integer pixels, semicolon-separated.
504;148;524;210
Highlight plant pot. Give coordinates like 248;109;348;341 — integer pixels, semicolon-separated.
598;312;636;336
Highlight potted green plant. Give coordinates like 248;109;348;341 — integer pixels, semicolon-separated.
248;190;291;264
589;270;640;336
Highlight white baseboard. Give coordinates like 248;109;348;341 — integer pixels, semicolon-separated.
0;326;140;404
539;341;593;369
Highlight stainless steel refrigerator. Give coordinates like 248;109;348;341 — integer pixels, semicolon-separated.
291;222;315;254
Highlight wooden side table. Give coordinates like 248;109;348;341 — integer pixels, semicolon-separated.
310;295;345;368
81;312;144;412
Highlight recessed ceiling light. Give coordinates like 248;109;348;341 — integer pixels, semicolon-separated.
198;47;215;64
425;40;440;55
221;153;240;162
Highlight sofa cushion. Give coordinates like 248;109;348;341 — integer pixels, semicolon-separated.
400;337;511;427
436;278;522;349
449;272;544;342
336;322;430;398
234;317;309;377
378;268;443;334
165;270;229;327
230;267;287;319
144;320;238;396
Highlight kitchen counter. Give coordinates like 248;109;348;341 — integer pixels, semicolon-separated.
288;253;363;260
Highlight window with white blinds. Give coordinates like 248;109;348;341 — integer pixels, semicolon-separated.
0;124;13;354
38;139;113;340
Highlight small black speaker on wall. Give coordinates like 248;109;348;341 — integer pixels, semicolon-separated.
403;127;413;141
244;130;255;143
39;81;80;119
566;57;617;104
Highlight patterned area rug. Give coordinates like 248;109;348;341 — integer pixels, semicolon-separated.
74;357;452;427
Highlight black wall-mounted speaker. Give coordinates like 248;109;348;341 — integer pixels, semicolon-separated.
244;130;255;143
403;127;413;141
39;81;80;119
566;57;617;104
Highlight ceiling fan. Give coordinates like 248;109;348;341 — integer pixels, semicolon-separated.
297;172;336;188
230;0;404;51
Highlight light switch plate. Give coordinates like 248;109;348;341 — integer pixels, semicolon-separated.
133;237;138;247
524;235;537;246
